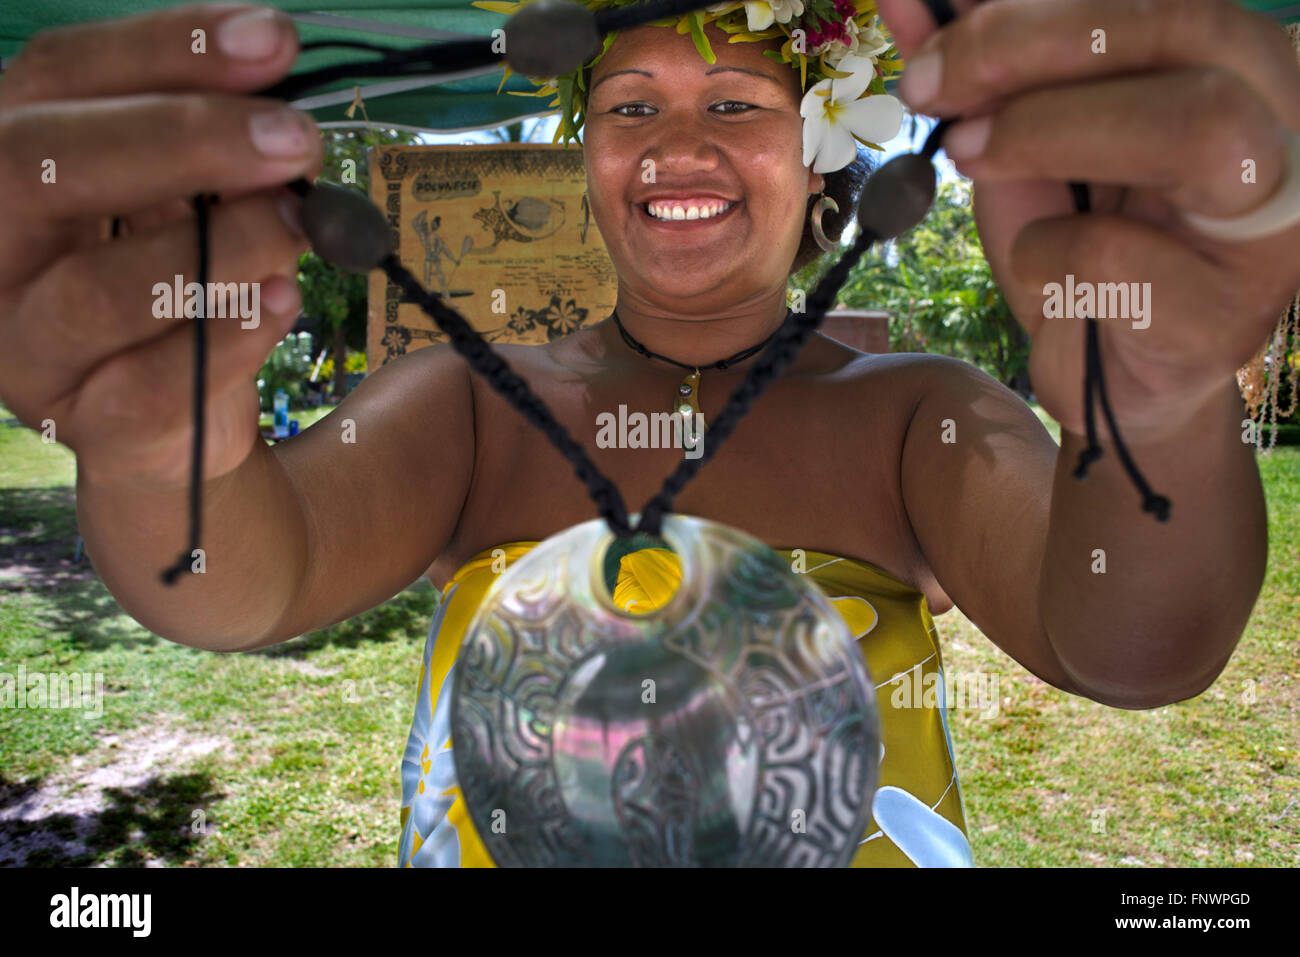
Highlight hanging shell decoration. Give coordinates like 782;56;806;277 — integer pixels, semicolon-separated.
450;514;880;867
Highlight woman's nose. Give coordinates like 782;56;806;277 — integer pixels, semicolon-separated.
644;112;722;177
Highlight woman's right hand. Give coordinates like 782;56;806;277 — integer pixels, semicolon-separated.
0;2;322;489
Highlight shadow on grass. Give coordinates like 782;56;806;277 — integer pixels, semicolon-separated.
21;578;169;651
0;769;224;867
2;481;440;654
250;580;442;659
0;486;91;591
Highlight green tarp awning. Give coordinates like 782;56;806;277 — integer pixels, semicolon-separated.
3;0;1298;135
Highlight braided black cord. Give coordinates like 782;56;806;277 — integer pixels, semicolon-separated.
1077;321;1172;520
380;254;635;536
637;224;880;535
160;194;210;585
1064;182;1170;519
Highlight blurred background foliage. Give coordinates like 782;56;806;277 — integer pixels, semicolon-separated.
793;177;1032;396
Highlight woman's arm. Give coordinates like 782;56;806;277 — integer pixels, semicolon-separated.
1038;377;1266;708
899;355;1265;709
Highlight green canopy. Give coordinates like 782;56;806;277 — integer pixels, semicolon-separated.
2;0;1298;135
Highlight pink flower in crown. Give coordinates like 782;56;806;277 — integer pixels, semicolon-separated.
810;21;852;56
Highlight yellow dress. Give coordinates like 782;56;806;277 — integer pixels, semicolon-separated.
398;542;973;867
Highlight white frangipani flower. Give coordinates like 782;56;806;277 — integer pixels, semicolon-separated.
800;54;903;173
771;0;804;22
819;19;860;62
743;1;774;30
854;19;894;61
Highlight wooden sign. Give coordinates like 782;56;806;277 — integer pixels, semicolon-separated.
367;143;618;370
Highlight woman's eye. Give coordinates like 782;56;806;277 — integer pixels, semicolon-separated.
608;101;757;118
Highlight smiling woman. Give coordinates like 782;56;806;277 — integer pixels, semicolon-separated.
398;15;986;869
581;23;873;280
3;0;1288;874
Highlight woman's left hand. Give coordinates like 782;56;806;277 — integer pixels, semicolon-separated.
877;0;1300;442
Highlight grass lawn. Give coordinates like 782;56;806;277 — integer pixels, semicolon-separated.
0;399;1296;866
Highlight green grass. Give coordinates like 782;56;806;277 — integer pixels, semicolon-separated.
935;402;1300;866
257;404;335;433
0;399;1296;866
1;403;435;866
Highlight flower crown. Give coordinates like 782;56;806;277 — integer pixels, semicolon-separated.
471;0;907;173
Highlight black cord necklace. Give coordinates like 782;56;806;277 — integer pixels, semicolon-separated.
613;308;785;427
613;310;780;371
156;0;1170;585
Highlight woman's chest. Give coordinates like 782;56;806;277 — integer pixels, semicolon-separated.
429;358;950;612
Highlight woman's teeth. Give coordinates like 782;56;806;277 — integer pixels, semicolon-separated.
644;200;735;221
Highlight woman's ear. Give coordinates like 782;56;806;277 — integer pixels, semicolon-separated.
809;171;826;195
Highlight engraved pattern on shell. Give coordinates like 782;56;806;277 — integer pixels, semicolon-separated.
450;516;879;867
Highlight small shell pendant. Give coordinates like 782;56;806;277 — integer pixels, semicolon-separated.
673;369;707;441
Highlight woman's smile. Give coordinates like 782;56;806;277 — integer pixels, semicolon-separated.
634;197;743;230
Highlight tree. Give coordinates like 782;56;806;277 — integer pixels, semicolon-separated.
296;127;420;398
797;175;1033;396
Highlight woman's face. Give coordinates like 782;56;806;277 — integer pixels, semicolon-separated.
583;23;823;310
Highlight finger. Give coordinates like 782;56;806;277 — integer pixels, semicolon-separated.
0;3;299;109
0;94;320;284
1007;211;1256;380
873;0;977;59
56;276;297;486
2;188;308;413
890;0;1300;131
1;94;319;224
68;270;299;447
104;183;279;241
1014;211;1290;442
877;0;981;60
941;68;1290;220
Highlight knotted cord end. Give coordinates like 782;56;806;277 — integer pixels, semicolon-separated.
1143;494;1172;523
160;554;193;587
1071;444;1103;479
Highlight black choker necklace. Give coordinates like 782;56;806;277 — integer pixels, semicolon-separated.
613;308;786;430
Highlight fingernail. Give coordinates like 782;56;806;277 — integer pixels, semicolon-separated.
943;116;992;161
218;8;284;60
899;50;942;109
250;109;310;157
277;192;305;237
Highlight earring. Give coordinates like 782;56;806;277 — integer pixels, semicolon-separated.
580;190;591;244
810;192;841;253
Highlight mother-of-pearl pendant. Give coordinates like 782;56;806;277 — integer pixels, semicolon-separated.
450;514;880;867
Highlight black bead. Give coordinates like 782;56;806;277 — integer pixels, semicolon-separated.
856;154;936;241
300;181;392;274
504;0;602;78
